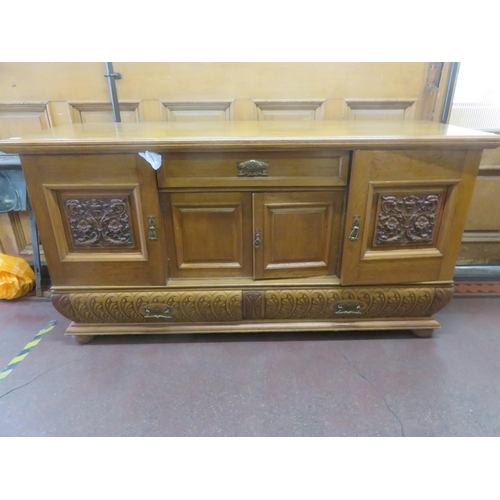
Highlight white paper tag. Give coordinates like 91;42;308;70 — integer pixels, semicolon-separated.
138;151;162;170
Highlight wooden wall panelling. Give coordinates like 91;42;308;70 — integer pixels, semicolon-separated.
68;101;142;123
161;100;234;122
137;100;163;122
0;62;432;102
0;102;50;140
0;211;45;262
253;99;326;121
459;145;500;264
46;102;73;128
342;99;417;121
0;102;51;262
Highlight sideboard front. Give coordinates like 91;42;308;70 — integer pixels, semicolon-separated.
2;120;497;342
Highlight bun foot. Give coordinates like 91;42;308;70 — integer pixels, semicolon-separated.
411;329;433;338
73;335;96;344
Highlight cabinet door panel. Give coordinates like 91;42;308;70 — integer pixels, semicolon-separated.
21;154;168;286
341;150;482;285
254;191;344;279
164;192;253;278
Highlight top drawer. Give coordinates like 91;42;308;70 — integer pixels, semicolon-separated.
157;150;349;189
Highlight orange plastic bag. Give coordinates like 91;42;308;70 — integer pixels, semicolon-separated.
0;254;35;300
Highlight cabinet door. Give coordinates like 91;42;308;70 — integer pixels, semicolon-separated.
164;192;253;278
253;191;344;279
341;150;482;285
21;154;168;287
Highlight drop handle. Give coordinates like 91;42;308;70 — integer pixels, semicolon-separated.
254;228;261;249
237;159;268;177
349;215;360;241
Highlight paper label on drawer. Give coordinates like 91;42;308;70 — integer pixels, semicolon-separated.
138;151;162;170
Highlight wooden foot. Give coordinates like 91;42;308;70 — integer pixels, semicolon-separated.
73;335;96;344
411;328;434;338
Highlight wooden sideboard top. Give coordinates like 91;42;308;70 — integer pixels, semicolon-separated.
1;120;499;154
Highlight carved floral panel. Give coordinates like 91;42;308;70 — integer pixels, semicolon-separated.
375;193;442;246
63;197;134;248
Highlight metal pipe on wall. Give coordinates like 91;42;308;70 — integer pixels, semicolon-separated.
104;62;122;123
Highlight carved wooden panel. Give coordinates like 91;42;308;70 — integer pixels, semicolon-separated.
43;186;146;261
161;101;233;121
62;197;134;249
165;192;253;278
253;100;325;121
373;192;445;248
242;290;265;320
242;287;453;320
52;290;243;323
342;99;417;121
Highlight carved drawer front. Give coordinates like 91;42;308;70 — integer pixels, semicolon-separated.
242;287;453;320
53;290;243;323
157;150;349;189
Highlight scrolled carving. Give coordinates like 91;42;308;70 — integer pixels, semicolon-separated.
52;290;243;323
376;193;442;246
261;287;454;320
63;197;133;248
52;287;454;325
426;286;454;316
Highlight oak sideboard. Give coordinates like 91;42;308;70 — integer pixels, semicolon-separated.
1;120;499;343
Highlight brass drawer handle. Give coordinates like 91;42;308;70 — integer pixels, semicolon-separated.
237;159;268;177
349;215;360;241
335;301;363;315
141;304;172;319
148;215;158;241
254;228;261;249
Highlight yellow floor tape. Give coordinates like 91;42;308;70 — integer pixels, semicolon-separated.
0;320;57;383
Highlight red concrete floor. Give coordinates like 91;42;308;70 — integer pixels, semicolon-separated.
0;295;499;436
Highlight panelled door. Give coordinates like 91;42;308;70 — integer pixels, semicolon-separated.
21;154;168;287
341;149;483;285
163;192;254;278
163;190;344;279
253;191;344;279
